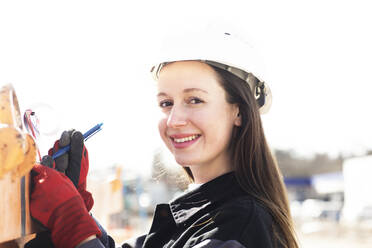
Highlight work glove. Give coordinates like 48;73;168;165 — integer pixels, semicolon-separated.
30;164;101;248
26;130;108;248
42;130;94;211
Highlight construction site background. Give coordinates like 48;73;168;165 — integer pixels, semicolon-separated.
87;149;372;247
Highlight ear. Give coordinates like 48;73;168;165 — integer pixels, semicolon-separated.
233;105;242;127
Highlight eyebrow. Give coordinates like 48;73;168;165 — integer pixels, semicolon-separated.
157;88;208;97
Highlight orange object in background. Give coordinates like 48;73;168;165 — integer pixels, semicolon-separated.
0;84;37;245
111;166;123;193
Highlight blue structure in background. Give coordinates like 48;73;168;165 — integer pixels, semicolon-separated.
284;172;344;203
284;177;312;187
284;172;343;188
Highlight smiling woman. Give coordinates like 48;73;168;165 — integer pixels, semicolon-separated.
143;31;297;248
25;30;298;248
157;61;241;184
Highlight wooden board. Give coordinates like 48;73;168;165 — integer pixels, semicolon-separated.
0;172;34;243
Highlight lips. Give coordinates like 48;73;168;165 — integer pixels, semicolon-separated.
169;133;201;149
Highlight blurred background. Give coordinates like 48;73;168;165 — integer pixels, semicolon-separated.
1;0;372;247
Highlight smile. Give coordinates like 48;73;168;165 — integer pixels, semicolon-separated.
169;134;201;149
173;135;200;143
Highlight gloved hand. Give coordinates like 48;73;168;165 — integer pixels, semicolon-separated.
42;130;94;211
30;164;101;248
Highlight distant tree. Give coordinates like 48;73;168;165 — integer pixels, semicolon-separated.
366;150;372;155
274;149;343;178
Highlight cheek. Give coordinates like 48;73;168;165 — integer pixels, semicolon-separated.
199;108;235;143
158;117;167;139
158;114;172;147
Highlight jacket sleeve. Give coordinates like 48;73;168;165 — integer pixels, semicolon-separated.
78;217;146;248
77;234;147;248
77;238;107;248
92;215;116;248
191;239;247;248
77;234;146;248
121;234;147;248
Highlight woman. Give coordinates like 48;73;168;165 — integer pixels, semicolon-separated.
27;32;298;248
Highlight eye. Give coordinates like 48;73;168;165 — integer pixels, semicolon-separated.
189;97;204;104
159;100;173;108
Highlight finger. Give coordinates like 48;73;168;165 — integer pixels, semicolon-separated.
65;131;84;188
47;129;74;157
40;155;54;168
59;129;74;147
55;153;69;173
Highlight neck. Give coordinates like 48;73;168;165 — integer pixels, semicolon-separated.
189;154;233;184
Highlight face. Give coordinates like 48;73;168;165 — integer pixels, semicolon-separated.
157;61;241;173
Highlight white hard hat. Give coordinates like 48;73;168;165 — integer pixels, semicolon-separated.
150;30;272;114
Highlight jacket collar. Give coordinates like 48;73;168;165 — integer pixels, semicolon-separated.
169;172;246;226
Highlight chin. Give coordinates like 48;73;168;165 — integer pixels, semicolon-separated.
175;159;190;167
174;156;196;167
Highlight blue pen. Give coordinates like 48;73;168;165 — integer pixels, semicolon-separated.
52;123;103;160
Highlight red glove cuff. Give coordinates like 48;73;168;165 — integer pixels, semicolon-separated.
49;195;101;248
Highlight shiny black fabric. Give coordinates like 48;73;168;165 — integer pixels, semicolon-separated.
120;172;279;248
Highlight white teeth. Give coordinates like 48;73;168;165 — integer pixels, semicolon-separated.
173;135;199;143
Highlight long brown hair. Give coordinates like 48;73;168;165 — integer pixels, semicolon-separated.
184;64;298;248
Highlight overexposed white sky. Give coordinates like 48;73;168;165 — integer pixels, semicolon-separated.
1;0;372;174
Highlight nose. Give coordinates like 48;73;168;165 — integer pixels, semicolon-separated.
166;105;188;128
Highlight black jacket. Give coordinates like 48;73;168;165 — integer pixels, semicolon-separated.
80;172;280;248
